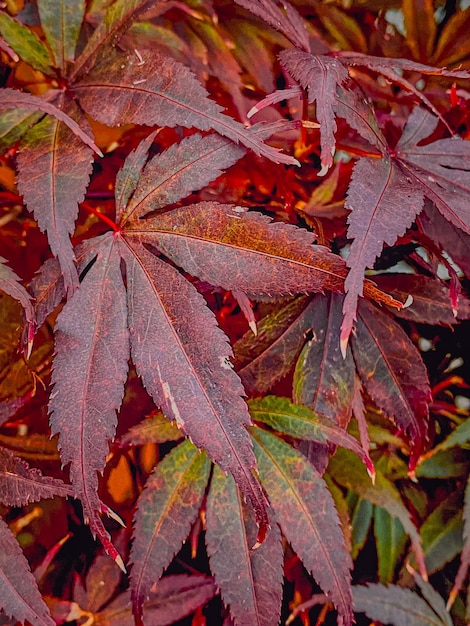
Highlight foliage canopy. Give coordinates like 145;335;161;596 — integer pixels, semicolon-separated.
0;0;469;625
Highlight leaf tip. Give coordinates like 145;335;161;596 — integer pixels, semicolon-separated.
366;460;376;484
403;294;413;309
247;104;259;119
254;519;269;547
116;553;127;574
101;502;125;527
318;162;330;177
340;333;349;359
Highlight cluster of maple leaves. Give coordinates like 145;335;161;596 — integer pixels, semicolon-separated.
1;0;470;625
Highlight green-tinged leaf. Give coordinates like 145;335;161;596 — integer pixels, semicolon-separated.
38;0;85;70
0;446;73;505
70;0;156;79
432;7;470;67
293;293;354;472
0;108;42;151
349;496;373;560
119;240;269;547
234;297;312;393
0;257;34;324
119;412;183;447
206;465;283;626
0;517;54;626
432;419;470;453
418;495;463;574
0;89;102;155
16;96;94;293
353;583;453;626
115;130;158;224
374;506;407;583
411;573;453;626
75;48;297;165
49;233;129;555
448;476;470;610
416;448;469;479
248;396;374;476
0;12;53;74
250;426;354;626
129;440;211;620
95;575;217;626
121;133;246;224
329;447;426;578
403;0;437;61
352;300;431;469
314;4;367;52
190;19;246;119
324;474;353;554
227;19;276;93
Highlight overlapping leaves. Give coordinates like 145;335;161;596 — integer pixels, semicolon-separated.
127;394;369;626
241;0;470;347
0;0;297;296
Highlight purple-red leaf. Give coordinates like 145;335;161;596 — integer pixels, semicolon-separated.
0;257;34;325
341;155;424;344
96;575;216;626
115;130;158;224
235;0;310;51
374;274;470;324
0;446;73;506
119;239;269;540
353;582;452;626
293;293;355;473
0;517;54;626
293;293;354;427
337;51;470;80
16;96;94;293
0;88;102;155
234;297;313;393
127;202;355;297
206;465;283;626
75;49;297;165
280;49;350;171
130;440;210;622
337;53;469;131
396;107;470;237
251;427;354;626
119;412;183;447
29;258;65;330
418;203;470;279
351;300;431;469
49;233;129;553
120;133;246;224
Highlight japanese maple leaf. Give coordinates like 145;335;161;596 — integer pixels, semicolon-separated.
243;0;469;174
2;0;297;295
341;106;470;347
46;130;396;573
